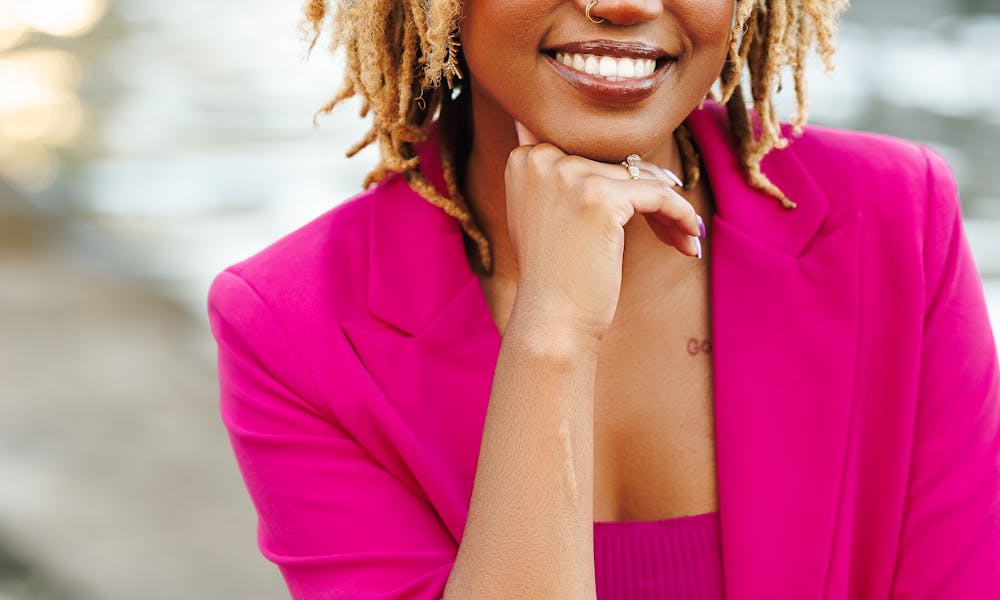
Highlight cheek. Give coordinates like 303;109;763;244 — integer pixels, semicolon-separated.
460;0;545;61
459;1;553;119
675;0;734;49
672;0;734;90
459;2;540;86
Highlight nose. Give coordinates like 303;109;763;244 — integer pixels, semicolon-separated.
576;0;663;26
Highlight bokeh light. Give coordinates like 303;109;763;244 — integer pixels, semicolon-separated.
7;0;107;38
0;0;96;193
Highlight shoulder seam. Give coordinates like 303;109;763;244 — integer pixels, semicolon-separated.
918;145;963;325
218;268;336;423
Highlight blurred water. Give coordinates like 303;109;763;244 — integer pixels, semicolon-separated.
8;0;1000;326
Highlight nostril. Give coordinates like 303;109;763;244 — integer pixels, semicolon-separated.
583;0;663;26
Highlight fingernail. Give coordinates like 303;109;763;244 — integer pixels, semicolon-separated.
697;214;706;239
662;168;684;188
692;236;702;260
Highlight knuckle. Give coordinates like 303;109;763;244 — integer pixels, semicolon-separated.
507;147;527;167
526;143;558;161
656;181;673;200
558;155;588;170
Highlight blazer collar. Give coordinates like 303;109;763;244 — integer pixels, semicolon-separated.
367;101;835;336
366;128;471;336
686;101;833;256
356;101;862;599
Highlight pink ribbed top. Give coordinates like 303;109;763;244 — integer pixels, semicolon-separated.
593;510;723;599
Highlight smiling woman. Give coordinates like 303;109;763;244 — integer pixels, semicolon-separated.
209;1;1000;599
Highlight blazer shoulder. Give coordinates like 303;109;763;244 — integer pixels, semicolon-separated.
207;182;380;330
781;122;957;229
785;122;937;189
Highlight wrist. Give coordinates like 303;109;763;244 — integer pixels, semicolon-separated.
505;297;605;362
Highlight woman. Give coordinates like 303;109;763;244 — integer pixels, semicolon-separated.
208;0;1000;598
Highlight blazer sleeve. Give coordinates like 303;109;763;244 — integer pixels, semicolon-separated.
889;147;1000;597
208;269;457;600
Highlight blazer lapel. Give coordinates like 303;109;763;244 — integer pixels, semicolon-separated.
688;103;862;599
340;128;501;546
343;105;862;598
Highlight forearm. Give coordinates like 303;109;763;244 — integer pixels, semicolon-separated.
444;310;600;600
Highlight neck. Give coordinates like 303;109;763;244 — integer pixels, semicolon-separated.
460;80;713;289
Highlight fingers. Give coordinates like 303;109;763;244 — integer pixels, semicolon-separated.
505;132;704;259
636;158;684;189
632;159;705;256
514;120;540;146
624;178;701;239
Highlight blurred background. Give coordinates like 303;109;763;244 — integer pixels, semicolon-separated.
0;0;998;598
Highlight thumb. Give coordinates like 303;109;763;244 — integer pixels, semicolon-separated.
514;119;540;146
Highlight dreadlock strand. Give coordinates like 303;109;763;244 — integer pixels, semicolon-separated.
791;9;812;131
302;0;844;265
301;0;326;55
720;0;759;103
440;138;493;274
345;125;378;158
674;123;701;192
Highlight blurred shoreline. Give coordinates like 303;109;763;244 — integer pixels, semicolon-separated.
0;184;287;599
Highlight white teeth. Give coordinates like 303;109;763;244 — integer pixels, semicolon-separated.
618;57;634;78
598;56;617;77
553;52;659;80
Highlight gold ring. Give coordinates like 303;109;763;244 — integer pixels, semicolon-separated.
621;153;641;179
585;0;605;24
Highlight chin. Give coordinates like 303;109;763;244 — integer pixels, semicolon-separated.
545;129;672;165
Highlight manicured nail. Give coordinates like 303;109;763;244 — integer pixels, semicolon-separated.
662;168;684;188
692;236;702;260
697;214;706;239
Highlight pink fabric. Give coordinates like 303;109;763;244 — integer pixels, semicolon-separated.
208;100;1000;599
594;510;723;599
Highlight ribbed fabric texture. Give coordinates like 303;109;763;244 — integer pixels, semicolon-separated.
593;510;723;600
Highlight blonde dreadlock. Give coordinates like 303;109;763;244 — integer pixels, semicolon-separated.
301;0;849;274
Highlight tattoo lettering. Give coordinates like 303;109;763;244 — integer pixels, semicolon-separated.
686;337;712;356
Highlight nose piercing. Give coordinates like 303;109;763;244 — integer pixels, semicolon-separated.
585;0;606;24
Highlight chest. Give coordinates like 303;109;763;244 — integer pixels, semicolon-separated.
591;273;718;522
474;260;718;522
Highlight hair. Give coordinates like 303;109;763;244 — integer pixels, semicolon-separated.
301;0;849;275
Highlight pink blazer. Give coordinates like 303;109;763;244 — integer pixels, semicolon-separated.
208;101;1000;599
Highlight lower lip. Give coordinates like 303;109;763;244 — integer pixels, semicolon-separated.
543;53;674;104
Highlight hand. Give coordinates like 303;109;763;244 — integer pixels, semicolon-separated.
504;120;704;344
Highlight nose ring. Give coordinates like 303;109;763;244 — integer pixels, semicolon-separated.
585;0;606;24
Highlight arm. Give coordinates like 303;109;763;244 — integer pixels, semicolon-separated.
209;270;457;599
442;306;601;600
210;269;601;600
889;147;1000;597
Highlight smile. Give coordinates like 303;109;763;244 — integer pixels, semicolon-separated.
541;40;676;103
552;52;658;81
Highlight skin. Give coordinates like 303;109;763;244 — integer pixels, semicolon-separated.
443;5;733;593
459;0;732;329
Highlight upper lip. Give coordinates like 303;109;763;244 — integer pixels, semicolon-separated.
542;40;673;61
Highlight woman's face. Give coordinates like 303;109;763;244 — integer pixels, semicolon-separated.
459;0;734;162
